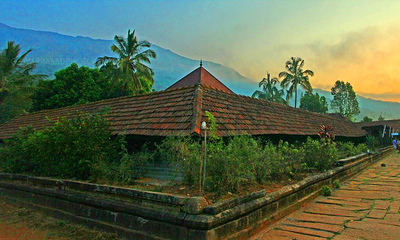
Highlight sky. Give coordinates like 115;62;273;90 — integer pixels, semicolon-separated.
1;0;400;101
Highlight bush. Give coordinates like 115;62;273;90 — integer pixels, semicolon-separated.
355;143;368;154
207;136;259;193
302;138;338;171
366;135;380;150
333;180;340;189
254;141;303;182
0;112;127;181
322;185;332;196
158;136;201;185
337;142;368;158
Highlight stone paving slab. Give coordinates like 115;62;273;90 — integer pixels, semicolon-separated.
252;152;400;240
287;213;356;225
368;209;387;219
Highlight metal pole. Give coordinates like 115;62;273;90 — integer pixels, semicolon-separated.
201;128;207;196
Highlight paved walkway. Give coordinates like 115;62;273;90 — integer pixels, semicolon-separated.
252;152;400;240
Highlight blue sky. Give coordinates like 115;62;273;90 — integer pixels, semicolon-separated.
2;0;400;101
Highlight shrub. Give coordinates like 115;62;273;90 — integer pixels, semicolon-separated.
158;136;201;185
207;136;259;193
253;142;282;182
337;142;368;158
277;141;304;178
322;185;332;196
0;112;126;181
333;180;340;189
366;135;380;151
355;143;368;154
302;138;338;171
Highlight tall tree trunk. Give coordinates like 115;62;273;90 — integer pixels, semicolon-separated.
294;88;297;108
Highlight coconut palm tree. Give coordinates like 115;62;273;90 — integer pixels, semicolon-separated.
252;72;286;104
96;30;156;95
279;57;314;108
0;41;44;122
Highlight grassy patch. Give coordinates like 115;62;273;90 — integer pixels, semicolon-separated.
0;199;121;240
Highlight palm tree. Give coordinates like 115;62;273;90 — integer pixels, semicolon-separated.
96;30;156;95
252;72;286;104
279;57;314;108
0;41;44;122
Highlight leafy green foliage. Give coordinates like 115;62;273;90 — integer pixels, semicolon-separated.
252;72;286;104
0;41;45;122
157;137;201;185
279;57;314;108
31;63;128;111
322;185;332;196
331;80;360;120
336;142;368;158
300;92;328;114
96;29;156;95
378;115;385;121
205;111;220;142
302;138;338;171
333;180;340;189
0;112;127;180
362;116;373;122
254;141;303;181
206;136;258;193
149;136;349;195
366;135;380;150
0;112;372;195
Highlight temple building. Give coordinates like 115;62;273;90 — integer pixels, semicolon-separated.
0;66;366;142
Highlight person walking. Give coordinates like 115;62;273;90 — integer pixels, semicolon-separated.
397;139;400;153
393;138;397;150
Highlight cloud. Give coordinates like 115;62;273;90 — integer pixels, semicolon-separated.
303;25;400;102
357;92;400;102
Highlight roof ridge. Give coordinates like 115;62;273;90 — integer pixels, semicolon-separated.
200;67;234;94
190;85;203;135
201;85;364;123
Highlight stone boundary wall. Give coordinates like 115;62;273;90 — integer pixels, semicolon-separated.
133;164;184;181
0;146;393;240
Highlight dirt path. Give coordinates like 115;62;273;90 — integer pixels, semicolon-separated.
0;199;121;240
252;152;400;240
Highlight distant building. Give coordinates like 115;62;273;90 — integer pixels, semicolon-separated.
0;66;366;143
357;119;400;145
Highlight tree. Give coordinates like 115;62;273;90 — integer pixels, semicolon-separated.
378;115;385;121
330;80;360;120
31;60;156;112
299;92;328;114
31;63;127;111
362;116;373;122
279;57;314;108
96;30;156;95
0;41;44;122
252;72;286;104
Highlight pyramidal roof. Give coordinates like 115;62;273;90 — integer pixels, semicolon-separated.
0;67;366;139
166;66;233;93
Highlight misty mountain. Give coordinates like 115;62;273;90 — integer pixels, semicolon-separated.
1;22;399;121
0;22;255;95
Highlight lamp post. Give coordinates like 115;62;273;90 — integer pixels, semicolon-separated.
201;121;207;196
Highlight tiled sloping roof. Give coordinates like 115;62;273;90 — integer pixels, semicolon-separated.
0;86;198;139
357;119;400;132
0;79;365;139
199;87;366;137
166;66;233;93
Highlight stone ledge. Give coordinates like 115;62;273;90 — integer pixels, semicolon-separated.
0;174;188;206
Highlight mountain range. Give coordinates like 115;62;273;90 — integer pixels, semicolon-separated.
1;22;399;121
